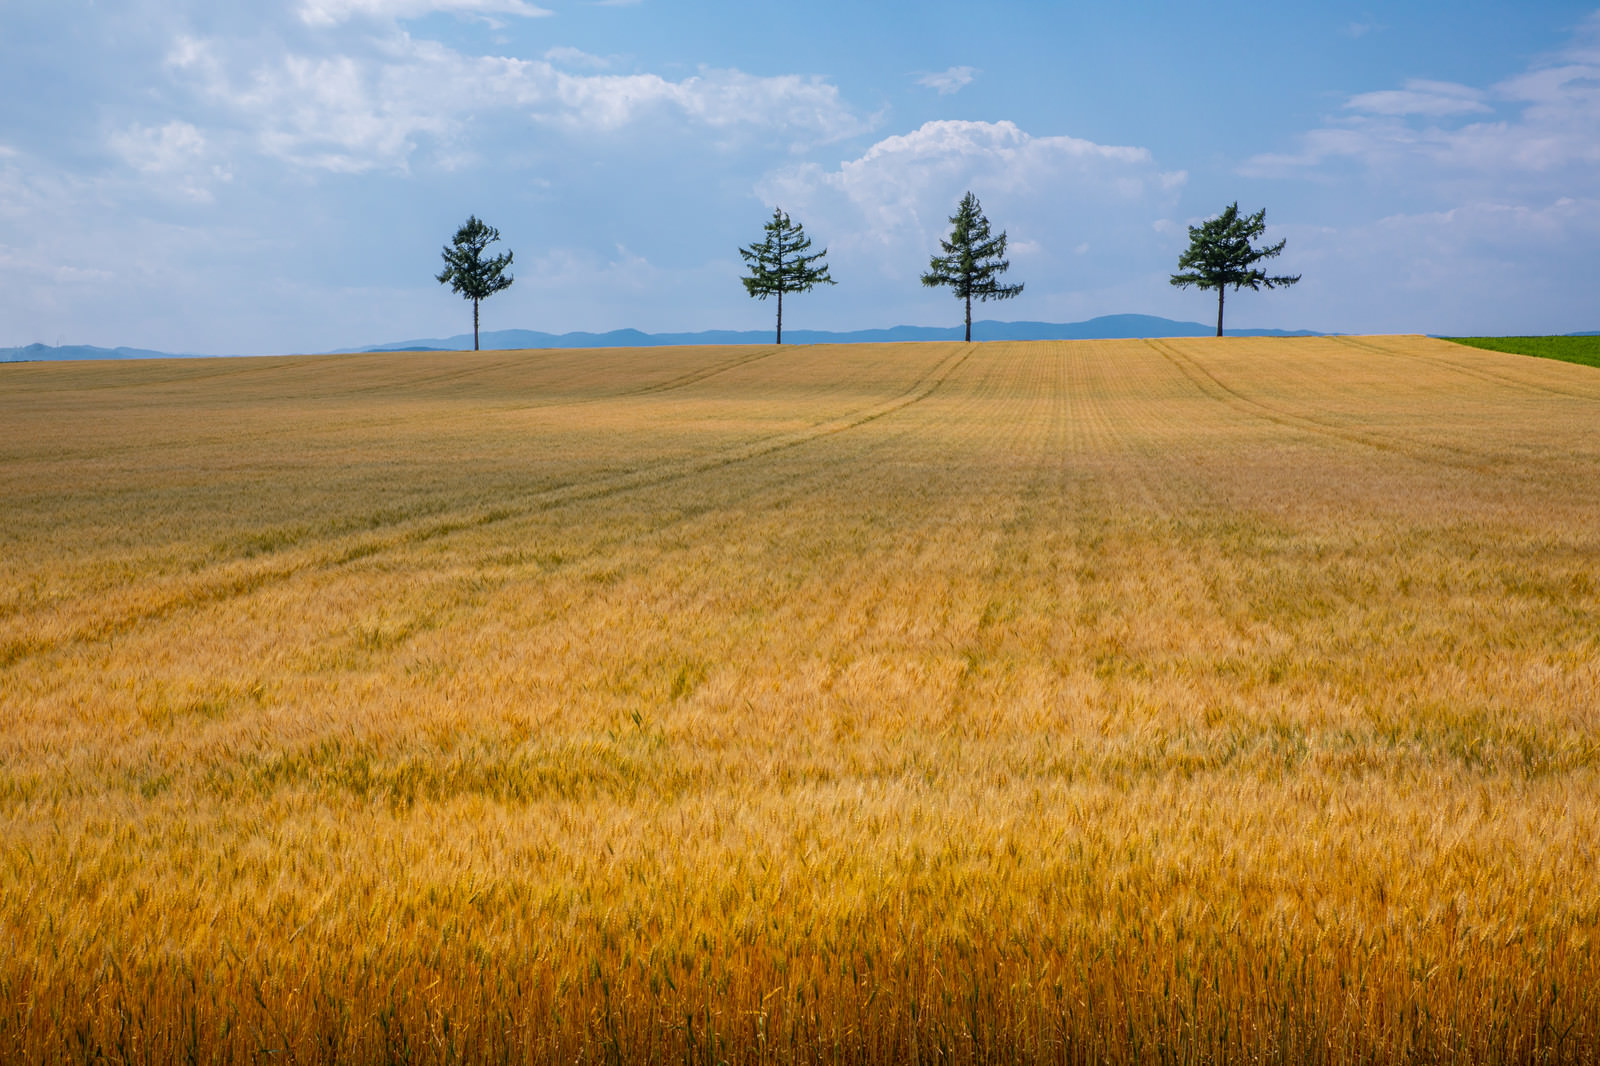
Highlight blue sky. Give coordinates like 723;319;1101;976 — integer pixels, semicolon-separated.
2;1;1598;354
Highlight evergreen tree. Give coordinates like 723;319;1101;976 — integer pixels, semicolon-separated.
921;191;1023;342
436;215;514;351
1170;202;1300;337
739;208;835;344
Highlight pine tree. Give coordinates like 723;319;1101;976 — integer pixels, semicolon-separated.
1170;202;1300;337
921;191;1023;342
739;208;835;344
436;215;515;351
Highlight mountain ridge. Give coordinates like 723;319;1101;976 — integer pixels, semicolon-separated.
22;313;1555;362
0;342;215;363
343;315;1326;353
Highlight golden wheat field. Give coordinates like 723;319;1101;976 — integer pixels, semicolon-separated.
2;336;1598;1064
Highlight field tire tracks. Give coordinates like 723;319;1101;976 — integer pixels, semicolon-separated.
1144;339;1495;471
1333;335;1600;403
1;346;975;668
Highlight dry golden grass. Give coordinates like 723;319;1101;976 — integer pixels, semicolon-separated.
2;336;1598;1064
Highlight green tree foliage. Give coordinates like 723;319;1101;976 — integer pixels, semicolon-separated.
1170;202;1300;337
739;208;835;344
436;215;515;351
921;191;1023;343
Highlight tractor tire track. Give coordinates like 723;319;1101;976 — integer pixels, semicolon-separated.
1;346;975;669
1333;336;1600;403
1144;339;1496;471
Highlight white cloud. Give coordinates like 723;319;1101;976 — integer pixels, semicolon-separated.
1345;79;1491;117
107;120;232;202
915;66;978;95
0;148;233;348
228;51;453;173
542;67;868;140
1282;196;1600;334
109;120;207;173
164;34;870;172
754;119;1186;325
0;9;885;351
298;0;552;27
543;45;615;69
165;34;209;71
1244;22;1600;183
760;120;1179;254
1235;13;1600;334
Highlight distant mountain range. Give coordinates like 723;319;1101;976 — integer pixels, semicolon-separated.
11;315;1594;363
342;315;1328;352
2;315;1327;363
0;342;215;362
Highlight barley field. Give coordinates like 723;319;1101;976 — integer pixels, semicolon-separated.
2;336;1598;1064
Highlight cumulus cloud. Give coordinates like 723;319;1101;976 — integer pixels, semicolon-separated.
164;34;870;172
1244;19;1600;184
915;66;977;95
761;120;1181;255
753;119;1187;325
298;0;552;27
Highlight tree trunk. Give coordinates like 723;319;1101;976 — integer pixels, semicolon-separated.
474;298;481;351
776;289;783;345
964;293;972;343
1215;287;1224;338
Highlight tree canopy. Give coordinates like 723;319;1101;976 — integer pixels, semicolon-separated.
921;191;1023;342
437;215;515;351
1169;202;1299;337
739;208;834;344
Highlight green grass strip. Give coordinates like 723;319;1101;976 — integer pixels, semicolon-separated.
1444;335;1600;369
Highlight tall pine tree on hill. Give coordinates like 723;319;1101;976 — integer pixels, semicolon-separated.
436;216;515;351
739;208;835;344
1170;202;1299;337
921;192;1023;342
